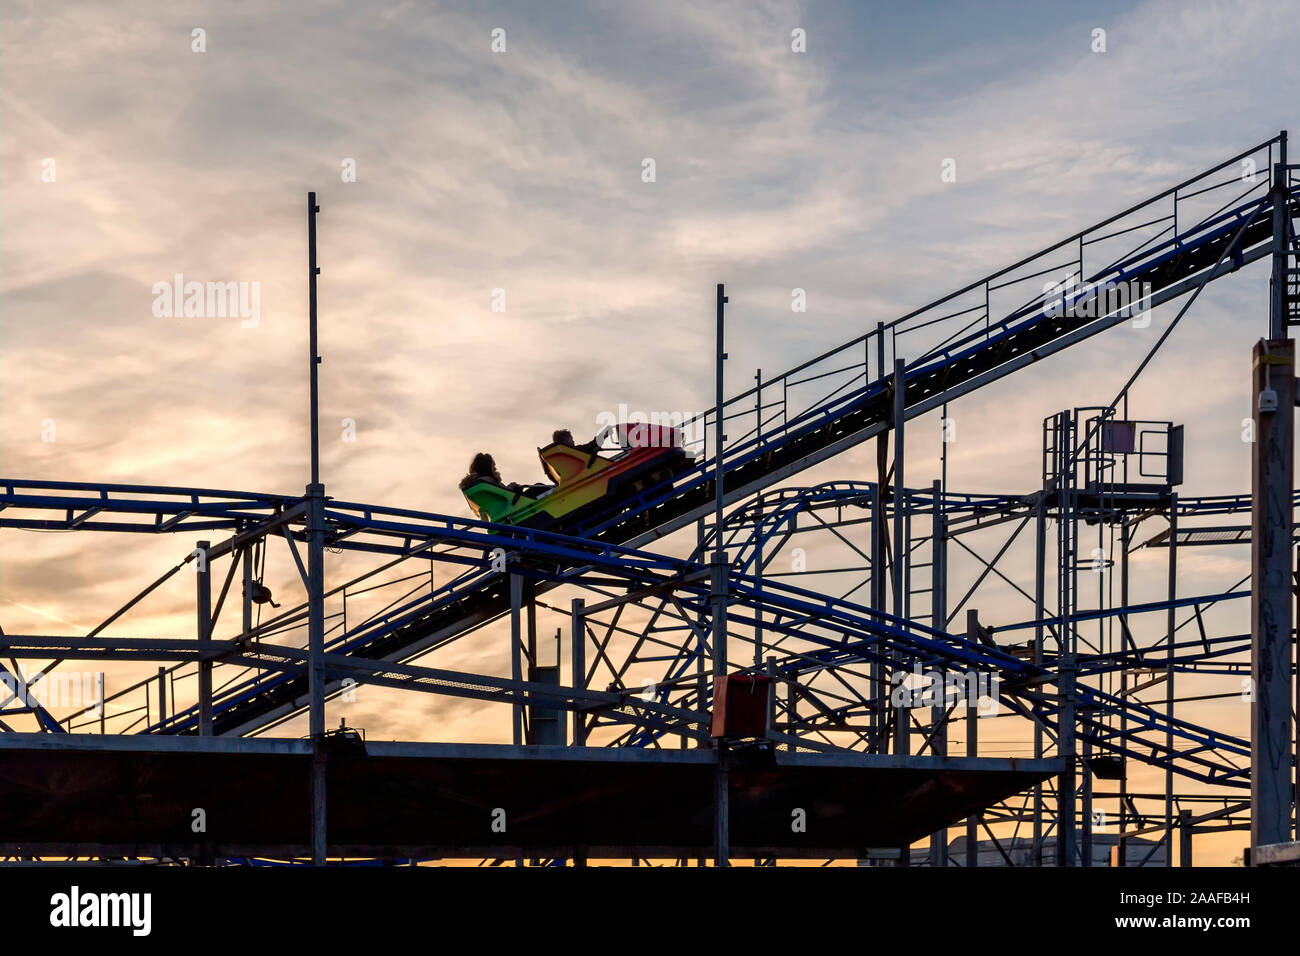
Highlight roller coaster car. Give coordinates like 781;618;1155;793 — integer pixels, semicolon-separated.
462;422;694;531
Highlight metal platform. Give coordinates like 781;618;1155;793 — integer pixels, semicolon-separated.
0;735;1056;859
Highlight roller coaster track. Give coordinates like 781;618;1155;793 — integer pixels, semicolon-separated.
2;136;1296;742
275;135;1295;737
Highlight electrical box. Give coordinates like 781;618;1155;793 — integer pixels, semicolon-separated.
710;674;772;739
1101;420;1137;454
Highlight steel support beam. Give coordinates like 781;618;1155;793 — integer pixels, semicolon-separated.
306;191;327;868
1165;495;1177;867
1032;494;1046;866
1250;336;1294;854
196;540;212;737
929;478;948;868
510;573;524;747
965;609;979;868
571;598;587;748
712;282;730;869
892;359;908;765
1058;653;1077;866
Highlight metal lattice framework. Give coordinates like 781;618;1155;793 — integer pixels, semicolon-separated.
1;134;1297;866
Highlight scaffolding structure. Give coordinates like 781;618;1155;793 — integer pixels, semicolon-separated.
1;134;1298;866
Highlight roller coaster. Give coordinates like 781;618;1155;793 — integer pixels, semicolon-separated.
1;132;1296;865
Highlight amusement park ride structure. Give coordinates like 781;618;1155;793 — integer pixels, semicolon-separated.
0;133;1297;866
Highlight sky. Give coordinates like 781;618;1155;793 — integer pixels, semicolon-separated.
1;0;1297;864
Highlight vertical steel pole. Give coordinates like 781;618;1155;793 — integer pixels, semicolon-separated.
306;192;327;867
965;609;979;868
1056;412;1077;867
1251;337;1295;853
892;360;907;760
1255;132;1296;855
714;740;730;868
196;540;212;737
571;598;586;747
713;283;730;675
1032;493;1046;866
754;491;764;667
570;602;586;875
308;488;327;867
1164;494;1177;866
525;580;537;744
1117;517;1131;868
1058;652;1077;867
891;360;906;613
712;284;730;868
870;473;885;743
787;672;798;753
526;580;538;667
1270;133;1289;341
510;573;524;746
871;323;887;741
1081;737;1092;867
308;192;321;488
929;479;948;868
